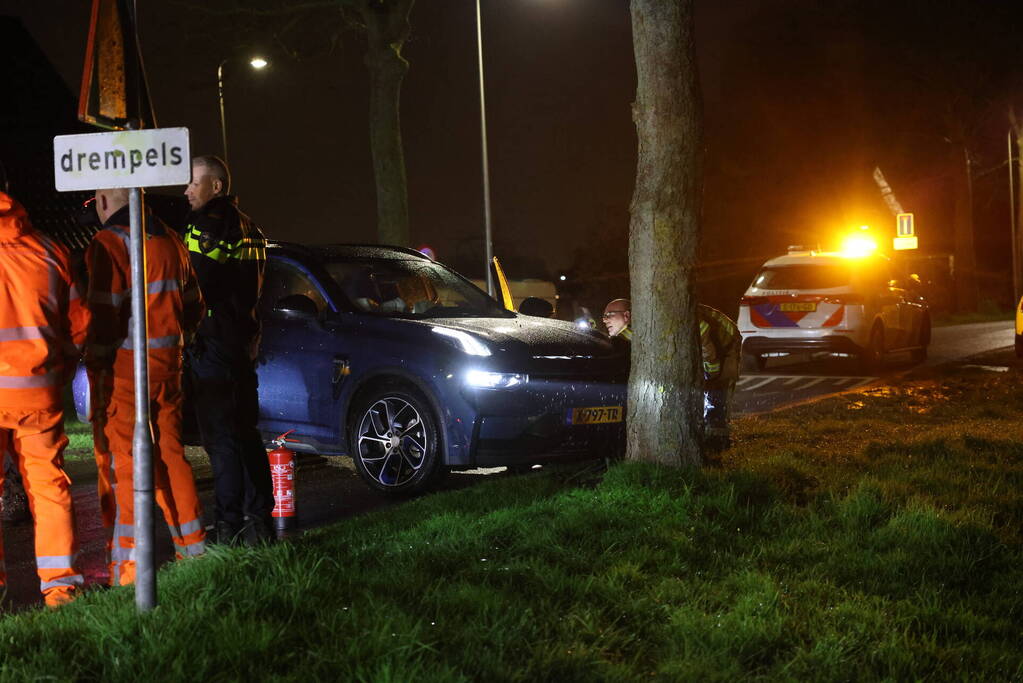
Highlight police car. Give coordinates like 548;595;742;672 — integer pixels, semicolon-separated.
738;248;930;371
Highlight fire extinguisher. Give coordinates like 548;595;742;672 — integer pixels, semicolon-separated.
268;429;299;531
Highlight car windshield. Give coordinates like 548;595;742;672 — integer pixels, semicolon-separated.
324;258;511;318
752;264;852;290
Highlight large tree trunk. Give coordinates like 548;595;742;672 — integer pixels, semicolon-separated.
360;0;414;246
627;0;704;467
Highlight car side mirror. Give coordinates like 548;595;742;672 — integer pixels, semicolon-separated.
274;294;318;319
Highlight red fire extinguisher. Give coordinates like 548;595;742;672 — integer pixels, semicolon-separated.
268;430;299;531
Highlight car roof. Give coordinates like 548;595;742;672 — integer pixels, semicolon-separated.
760;251;889;268
267;242;432;262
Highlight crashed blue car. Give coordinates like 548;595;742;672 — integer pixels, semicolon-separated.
76;244;628;494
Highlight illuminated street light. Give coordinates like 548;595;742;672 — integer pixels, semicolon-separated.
217;56;270;163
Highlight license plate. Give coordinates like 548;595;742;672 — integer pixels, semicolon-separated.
568;406;624;425
780;302;816;312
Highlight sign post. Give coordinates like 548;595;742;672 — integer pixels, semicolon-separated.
54;126;190;612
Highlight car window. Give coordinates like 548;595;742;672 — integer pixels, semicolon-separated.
752;264;852;290
261;259;329;315
324;258;510;318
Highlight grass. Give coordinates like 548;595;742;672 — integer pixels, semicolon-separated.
1;367;1022;681
931;299;1014;327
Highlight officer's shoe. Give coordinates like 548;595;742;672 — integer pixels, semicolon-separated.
242;516;277;546
208;520;244;547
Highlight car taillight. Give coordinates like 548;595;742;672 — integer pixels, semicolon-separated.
740;296;767;306
822;294;863;305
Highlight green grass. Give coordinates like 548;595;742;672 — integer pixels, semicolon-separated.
2;369;1022;681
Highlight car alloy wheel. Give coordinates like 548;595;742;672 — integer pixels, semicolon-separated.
352;389;438;492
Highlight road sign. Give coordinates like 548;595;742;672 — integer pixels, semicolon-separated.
897;212;915;237
893;236;918;250
53;127;190;191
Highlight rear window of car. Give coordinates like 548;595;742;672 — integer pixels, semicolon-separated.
752;264;852;290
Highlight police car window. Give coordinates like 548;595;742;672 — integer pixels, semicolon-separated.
261;260;328;315
325;258;509;318
753;264;852;290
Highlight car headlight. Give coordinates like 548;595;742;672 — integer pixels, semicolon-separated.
432;327;492;356
465;370;527;389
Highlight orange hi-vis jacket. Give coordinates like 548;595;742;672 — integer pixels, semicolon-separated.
0;193;88;409
85;208;204;381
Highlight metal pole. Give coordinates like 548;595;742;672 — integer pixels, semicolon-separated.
217;60;228;163
476;0;495;297
128;185;156;611
1010;128;1020;304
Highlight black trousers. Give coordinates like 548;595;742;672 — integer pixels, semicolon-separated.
186;338;272;527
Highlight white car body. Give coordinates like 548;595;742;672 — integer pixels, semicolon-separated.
737;250;929;369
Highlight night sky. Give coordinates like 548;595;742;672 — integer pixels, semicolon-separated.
7;0;1023;310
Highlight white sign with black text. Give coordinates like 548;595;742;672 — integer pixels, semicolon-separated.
53;127;191;191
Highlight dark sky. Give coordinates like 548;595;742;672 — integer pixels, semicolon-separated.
7;0;661;279
7;0;1023;309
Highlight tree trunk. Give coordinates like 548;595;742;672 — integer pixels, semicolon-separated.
950;139;978;312
1012;115;1023;304
360;0;414;246
627;0;704;468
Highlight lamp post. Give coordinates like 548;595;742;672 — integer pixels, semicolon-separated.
475;0;495;296
217;56;268;164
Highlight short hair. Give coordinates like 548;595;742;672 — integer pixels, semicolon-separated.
192;155;231;194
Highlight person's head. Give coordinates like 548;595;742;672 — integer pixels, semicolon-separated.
185;155;231;210
518;296;554;318
603;298;631;336
94;188;130;224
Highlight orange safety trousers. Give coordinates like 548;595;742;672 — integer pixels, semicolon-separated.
92;375;205;586
0;408;81;607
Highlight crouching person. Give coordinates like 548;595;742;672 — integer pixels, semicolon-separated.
699;304;741;452
86;188;207;586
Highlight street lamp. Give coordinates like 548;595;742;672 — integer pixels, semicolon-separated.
217;56;269;164
475;0;495;296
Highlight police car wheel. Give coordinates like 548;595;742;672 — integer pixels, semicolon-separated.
350;386;441;494
859;325;885;372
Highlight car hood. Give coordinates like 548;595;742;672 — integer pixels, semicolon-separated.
421;316;627;378
425;316;609;352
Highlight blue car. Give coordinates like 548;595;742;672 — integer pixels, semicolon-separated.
76;243;628;494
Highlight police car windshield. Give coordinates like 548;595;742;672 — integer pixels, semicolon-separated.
324;258;511;318
753;264;852;290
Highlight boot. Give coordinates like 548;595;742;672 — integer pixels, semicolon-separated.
208;520;243;547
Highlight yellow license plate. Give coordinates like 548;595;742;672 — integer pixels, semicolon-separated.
569;406;624;425
780;302;816;312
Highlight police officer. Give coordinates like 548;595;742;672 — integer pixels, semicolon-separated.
699;304;741;452
183;156;273;545
602;298;632;341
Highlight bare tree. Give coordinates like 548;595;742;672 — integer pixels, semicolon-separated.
627;0;704;467
183;0;415;246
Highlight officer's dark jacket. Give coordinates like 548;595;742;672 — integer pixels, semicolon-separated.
184;195;266;352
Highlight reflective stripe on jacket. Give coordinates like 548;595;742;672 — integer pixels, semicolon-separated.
85;207;205;382
0;192;88;409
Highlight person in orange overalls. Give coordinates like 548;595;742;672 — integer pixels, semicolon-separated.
0;190;87;607
85;188;206;586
